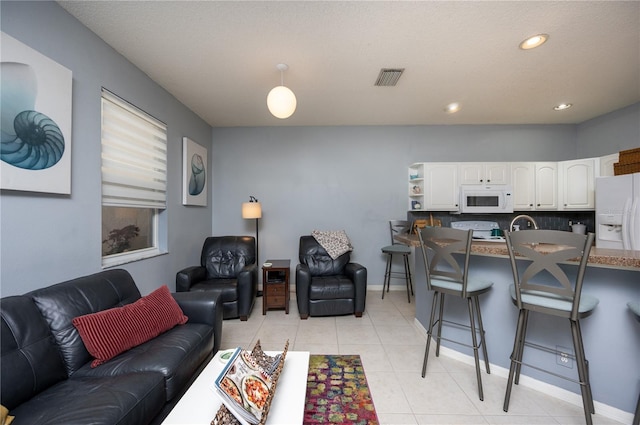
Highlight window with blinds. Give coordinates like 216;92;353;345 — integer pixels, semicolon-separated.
101;89;167;266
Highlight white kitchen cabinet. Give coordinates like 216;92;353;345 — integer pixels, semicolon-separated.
408;163;425;211
412;157;598;212
511;162;536;210
559;158;595;210
599;153;619;177
535;162;558;210
424;163;459;211
511;162;557;210
458;162;510;185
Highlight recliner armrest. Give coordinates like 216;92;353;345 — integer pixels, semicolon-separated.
172;290;223;354
176;266;206;292
295;264;312;318
235;264;258;319
345;263;367;313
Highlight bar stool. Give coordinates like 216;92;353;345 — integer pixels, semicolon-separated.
503;230;597;425
381;220;414;302
418;226;493;401
628;301;640;425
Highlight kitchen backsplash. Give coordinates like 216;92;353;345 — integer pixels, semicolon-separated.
407;211;595;233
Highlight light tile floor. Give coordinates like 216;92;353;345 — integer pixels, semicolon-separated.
220;290;626;425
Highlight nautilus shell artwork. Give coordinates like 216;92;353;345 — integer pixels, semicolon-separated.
1;62;65;170
188;153;206;196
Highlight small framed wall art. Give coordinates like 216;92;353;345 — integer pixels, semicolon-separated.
182;137;207;206
1;32;73;194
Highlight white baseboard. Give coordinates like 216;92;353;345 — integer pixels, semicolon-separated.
413;318;634;425
368;284;408;291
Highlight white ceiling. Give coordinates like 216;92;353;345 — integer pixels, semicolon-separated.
58;1;640;128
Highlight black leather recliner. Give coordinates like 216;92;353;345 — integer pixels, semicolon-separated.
176;236;258;321
296;235;367;319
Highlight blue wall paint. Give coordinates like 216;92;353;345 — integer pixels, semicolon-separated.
209;122;637;288
0;1;212;296
0;0;638;416
577;103;640;158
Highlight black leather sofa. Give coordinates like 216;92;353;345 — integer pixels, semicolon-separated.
296;235;368;319
0;269;223;425
176;236;258;321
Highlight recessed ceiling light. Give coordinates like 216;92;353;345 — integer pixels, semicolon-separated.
519;34;549;50
553;103;572;111
445;102;461;113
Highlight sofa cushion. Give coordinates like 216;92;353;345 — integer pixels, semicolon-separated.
1;296;67;410
28;269;142;375
73;323;214;401
73;285;188;367
309;276;356;300
9;372;165;425
189;279;237;302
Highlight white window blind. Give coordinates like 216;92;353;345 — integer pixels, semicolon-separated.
101;89;167;209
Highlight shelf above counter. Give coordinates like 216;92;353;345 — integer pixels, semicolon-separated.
394;234;640;271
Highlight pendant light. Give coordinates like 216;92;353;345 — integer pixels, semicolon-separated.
267;63;297;119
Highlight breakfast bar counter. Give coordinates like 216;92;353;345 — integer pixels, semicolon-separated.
395;234;640;271
395;232;640;422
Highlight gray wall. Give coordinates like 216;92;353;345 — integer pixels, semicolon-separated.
0;1;213;296
1;1;638;298
210;121;636;286
577;102;640;158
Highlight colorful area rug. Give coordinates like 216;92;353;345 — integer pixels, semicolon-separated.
304;354;379;424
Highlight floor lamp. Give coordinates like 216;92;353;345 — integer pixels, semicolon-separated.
242;196;262;291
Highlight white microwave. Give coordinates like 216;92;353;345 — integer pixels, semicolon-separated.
460;185;513;214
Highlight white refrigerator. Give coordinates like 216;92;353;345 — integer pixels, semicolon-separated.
595;172;640;250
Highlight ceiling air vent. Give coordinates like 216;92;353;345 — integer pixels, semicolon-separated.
374;68;405;86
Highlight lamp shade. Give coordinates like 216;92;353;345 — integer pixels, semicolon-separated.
267;85;297;119
242;201;262;219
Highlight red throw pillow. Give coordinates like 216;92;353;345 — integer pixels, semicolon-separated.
73;285;188;367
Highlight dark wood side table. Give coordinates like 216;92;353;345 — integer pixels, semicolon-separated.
262;259;290;315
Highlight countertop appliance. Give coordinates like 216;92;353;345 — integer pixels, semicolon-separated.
595;172;640;250
450;220;505;242
459;185;513;214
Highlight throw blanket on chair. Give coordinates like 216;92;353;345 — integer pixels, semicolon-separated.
311;230;353;260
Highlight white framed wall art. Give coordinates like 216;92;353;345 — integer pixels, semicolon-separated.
1;32;72;194
182;137;207;206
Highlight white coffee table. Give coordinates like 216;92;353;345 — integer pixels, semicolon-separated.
162;350;310;425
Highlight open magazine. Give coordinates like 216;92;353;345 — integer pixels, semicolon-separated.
214;347;281;425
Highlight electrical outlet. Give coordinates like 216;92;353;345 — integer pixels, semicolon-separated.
568;220;573;227
556;345;573;369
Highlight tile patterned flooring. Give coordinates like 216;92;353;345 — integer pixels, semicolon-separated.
219;290;626;425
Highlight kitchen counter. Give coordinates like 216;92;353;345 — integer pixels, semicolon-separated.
394;233;640;271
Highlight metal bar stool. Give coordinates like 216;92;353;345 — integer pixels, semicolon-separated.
381;220;414;303
629;301;640;425
503;230;597;425
418;226;493;401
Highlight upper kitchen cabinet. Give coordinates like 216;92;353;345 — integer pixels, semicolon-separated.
599;152;619;177
413;158;598;212
535;162;559;210
511;162;536;210
408;163;425;211
458;162;510;185
425;163;459;210
559;158;596;210
409;163;459;211
511;162;558;210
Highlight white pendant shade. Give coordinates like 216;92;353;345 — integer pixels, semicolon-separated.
267;85;297;119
